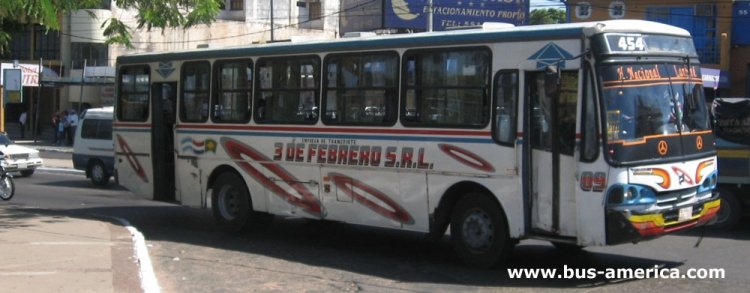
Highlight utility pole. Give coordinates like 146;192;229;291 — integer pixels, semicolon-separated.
34;58;42;143
270;0;275;41
427;0;433;32
78;59;87;114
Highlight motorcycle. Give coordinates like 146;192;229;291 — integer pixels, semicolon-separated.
0;165;15;200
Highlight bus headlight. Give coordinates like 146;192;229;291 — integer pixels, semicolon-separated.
607;184;657;208
698;171;718;194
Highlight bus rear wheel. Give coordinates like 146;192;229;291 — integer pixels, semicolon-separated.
450;192;513;268
212;173;252;232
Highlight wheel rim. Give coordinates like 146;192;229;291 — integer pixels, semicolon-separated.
461;208;495;252
217;185;239;221
91;164;105;182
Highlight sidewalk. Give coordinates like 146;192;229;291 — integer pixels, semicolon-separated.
1;138;153;292
0;205;145;292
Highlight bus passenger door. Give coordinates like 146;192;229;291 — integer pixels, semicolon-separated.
151;82;177;202
526;70;579;237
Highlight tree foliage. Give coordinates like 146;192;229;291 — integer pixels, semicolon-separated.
0;0;221;54
106;0;221;48
530;8;567;25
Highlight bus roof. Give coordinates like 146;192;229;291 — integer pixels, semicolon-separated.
117;20;691;64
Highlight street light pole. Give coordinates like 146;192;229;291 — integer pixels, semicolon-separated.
427;0;433;32
78;59;86;114
270;0;275;41
34;58;42;143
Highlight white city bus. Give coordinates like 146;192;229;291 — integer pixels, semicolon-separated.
114;20;720;267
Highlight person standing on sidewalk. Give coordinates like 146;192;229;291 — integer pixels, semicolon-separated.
18;111;27;139
66;109;78;145
57;114;66;146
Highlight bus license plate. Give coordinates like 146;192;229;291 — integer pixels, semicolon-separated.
678;206;693;222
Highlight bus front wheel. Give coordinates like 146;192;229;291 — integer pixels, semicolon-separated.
450;192;513;268
714;186;742;230
212;173;251;232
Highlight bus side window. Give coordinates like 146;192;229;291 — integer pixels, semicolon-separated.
401;48;490;128
322;52;398;126
493;70;518;145
212;60;252;123
180;61;211;123
117;66;150;122
403;58;419;122
254;57;320;124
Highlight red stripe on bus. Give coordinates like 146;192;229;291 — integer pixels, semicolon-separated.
177;124;489;136
438;144;495;172
113;122;152;128
115;134;149;183
328;172;413;224
221;137;322;217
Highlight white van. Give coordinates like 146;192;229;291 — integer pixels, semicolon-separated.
73;106;114;186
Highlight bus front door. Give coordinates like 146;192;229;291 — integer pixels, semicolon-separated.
527;71;578;237
151;82;176;202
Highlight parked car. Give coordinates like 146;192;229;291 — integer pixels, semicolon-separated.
73;107;114;186
0;133;43;177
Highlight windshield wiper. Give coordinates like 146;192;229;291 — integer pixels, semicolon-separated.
665;62;686;135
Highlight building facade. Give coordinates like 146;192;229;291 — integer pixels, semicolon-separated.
61;0;340;110
3;0;535;135
1;1;341;135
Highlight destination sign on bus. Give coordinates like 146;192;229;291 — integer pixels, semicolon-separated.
599;33;697;56
600;63;701;88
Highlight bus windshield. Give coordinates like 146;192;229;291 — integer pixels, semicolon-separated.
600;63;711;163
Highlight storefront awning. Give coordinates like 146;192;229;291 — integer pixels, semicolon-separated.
1;63;59;87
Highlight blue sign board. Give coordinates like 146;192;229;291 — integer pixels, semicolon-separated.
701;67;730;89
385;0;529;31
733;1;750;45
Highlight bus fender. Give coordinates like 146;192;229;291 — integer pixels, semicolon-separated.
427;181;501;240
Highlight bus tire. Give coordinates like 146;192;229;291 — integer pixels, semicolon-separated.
450;192;512;268
714;186;741;230
212;172;251;232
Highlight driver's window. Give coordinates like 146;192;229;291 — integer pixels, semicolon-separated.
558;71;578;156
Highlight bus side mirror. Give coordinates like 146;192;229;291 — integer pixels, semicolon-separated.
545;65;560;97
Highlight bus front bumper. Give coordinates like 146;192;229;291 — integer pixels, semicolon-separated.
606;198;721;245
